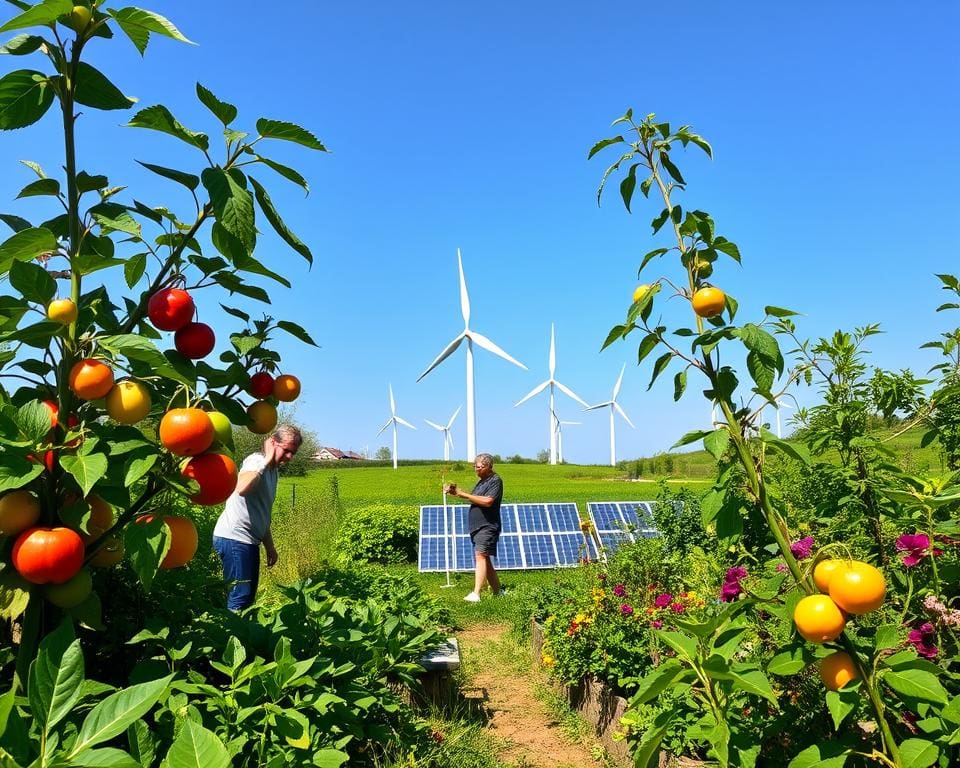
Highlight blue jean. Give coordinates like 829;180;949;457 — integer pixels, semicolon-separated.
213;536;260;611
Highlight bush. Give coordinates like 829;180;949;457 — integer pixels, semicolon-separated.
334;503;419;564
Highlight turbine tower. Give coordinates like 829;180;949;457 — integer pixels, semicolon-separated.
425;405;462;461
585;364;634;466
377;384;416;470
417;249;527;459
515;324;588;465
552;407;581;465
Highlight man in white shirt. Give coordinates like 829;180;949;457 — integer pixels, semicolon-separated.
213;424;302;610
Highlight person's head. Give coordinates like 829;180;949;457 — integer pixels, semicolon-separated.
474;453;493;478
266;424;302;465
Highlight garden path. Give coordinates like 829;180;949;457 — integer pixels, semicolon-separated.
457;623;603;768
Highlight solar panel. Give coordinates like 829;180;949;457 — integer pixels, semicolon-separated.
587;501;664;556
418;502;598;572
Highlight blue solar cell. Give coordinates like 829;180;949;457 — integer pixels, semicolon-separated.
496;535;522;569
517;504;549;532
548;503;580;532
554;533;594;564
591;503;622;530
418;537;445;571
500;504;518;533
598;531;632;551
621;502;656;530
523;534;556;567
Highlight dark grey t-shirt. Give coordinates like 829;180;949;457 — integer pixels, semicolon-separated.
468;472;503;532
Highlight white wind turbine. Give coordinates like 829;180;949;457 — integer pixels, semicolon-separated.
515;324;589;465
552;408;581;465
424;405;462;461
417;249;527;459
585;364;635;466
377;384;416;470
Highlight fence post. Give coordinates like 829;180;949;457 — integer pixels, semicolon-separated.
291;484;296;510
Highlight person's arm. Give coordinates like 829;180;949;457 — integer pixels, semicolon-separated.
236;441;284;496
263;527;278;567
450;486;496;507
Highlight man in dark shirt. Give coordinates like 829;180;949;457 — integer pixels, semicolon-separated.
444;453;503;602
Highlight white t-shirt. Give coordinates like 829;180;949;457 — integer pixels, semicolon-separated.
212;453;278;545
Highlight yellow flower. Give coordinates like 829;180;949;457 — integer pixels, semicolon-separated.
592;587;606;600
686;591;698;600
574;612;594;625
545;615;555;626
541;653;555;668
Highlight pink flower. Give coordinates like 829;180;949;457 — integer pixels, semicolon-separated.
613;583;626;597
790;536;815;560
907;623;938;659
720;567;748;602
650;619;663;629
620;604;634;616
895;533;944;567
775;562;788;573
671;602;686;613
653;592;672;608
725;566;748;582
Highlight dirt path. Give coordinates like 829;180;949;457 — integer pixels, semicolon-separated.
457;623;601;768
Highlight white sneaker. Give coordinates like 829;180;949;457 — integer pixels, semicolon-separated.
463;592;481;603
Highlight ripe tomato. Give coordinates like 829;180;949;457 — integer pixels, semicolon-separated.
820;651;860;691
44;568;93;608
147;288;195;331
247;400;278;434
181;452;238;505
793;594;846;643
69;358;114;400
828;561;886;615
47;298;78;324
692;286;726;318
43;399;59;428
105;380;152;424
273;374;301;402
0;489;41;536
137;514;198;569
249;371;274;399
12;527;85;584
813;559;843;593
174;322;216;359
89;535;124;567
159;408;214;456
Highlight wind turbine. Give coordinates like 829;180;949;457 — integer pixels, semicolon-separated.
377;384;416;470
425;405;462;461
585;364;635;466
515;324;589;465
552;407;581;465
417;249;527;459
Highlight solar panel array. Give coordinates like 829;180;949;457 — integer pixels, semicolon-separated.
418;503;598;572
587;501;663;553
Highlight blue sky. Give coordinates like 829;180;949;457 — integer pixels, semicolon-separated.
1;2;958;464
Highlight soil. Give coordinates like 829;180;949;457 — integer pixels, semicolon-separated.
457;623;602;768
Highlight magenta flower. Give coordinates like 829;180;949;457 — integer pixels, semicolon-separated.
671;602;686;613
896;534;942;567
653;592;672;608
725;566;748;582
790;536;815;560
907;623;938;658
613;583;626;597
650;619;663;629
720;566;748;602
620;604;634;616
775;562;788;573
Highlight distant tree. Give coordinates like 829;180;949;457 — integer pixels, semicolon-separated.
509;454;524;464
375;446;392;461
536;449;550;463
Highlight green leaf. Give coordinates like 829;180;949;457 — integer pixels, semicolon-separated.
0;33;45;55
630;709;673;768
619;162;638;213
874;624;900;652
28;621;84;735
0;213;32;232
74;62;137;110
92;210;141;238
16;177;60;198
10;260;55;304
123;448;157;487
71;748;143;768
672;369;687;401
825;685;860;729
600;324;626;351
108;7;193;55
0;454;43;492
127;105;209;151
77;172;109;193
124;252;147;288
764;305;799;318
15;399;51;443
659;151;685;185
212;272;269;303
647;352;673;390
254;154;309;194
703;428;730;460
0;0;71;33
672;429;713;449
761;432;810;464
233;252;291;288
587;135;625;159
123;515;167;592
72;675;173;754
639;247;669;273
657;630;697;661
628;659;685;706
898;739;939;768
276;320;317;346
136;160;199;191
0;68;54;130
195;82;236;126
787;743;849;768
884;669;948;704
202;168;256;252
249;176;312;265
165;720;230;768
714;237;742;263
256;118;327;150
767;646;807;676
60;453;109;497
127;720;156;768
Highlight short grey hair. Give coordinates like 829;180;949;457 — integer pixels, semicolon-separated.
272;424;302;447
475;453;493;469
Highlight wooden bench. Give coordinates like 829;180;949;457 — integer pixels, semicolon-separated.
415;637;460;706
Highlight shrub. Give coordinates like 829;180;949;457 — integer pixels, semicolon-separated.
334;503;418;564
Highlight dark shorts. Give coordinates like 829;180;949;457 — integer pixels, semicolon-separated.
470;525;500;556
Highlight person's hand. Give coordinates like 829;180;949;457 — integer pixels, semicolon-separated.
443;483;457;496
265;437;285;468
265;543;279;567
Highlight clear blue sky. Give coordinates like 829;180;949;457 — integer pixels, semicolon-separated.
2;2;958;464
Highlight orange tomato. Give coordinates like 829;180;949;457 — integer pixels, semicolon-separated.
105;380;152;424
137;514;198;569
159;408;214;456
69;359;114;400
0;489;41;536
247;401;278;434
692;286;726;318
819;651;860;691
12;527;85;584
828;561;886;615
793;594;846;643
813;559;843;593
273;374;301;402
47;298;78;324
181;452;238;506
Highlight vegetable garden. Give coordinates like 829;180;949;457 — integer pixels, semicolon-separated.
0;3;957;767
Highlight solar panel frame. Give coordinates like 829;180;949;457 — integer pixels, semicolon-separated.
418;502;597;572
587;501;667;557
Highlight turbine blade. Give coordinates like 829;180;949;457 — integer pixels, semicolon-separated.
417;334;465;381
395;416;417;430
446;405;462;428
515;380;550;406
615;402;635;428
613;363;626;398
377;419;393;435
554;380;590;408
549;323;556;377
469;331;527;369
584;401;613;411
458;248;471;327
389;384;396;415
424;419;444;431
